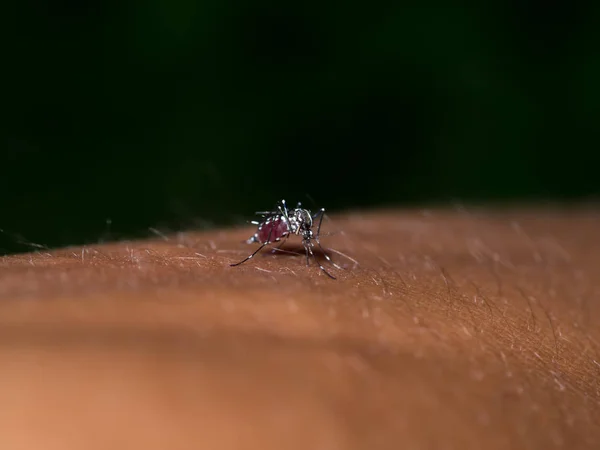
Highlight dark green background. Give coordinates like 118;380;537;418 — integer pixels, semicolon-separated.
2;2;599;254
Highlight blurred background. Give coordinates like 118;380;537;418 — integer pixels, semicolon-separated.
2;2;599;254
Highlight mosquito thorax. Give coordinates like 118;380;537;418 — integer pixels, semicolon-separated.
288;208;312;234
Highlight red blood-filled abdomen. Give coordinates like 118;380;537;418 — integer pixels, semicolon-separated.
257;217;289;243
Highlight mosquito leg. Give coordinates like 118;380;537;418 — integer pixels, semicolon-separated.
315;238;344;270
278;200;292;230
310;208;342;270
306;242;336;279
303;242;310;266
230;242;270;266
312;208;326;238
231;220;275;267
270;235;289;254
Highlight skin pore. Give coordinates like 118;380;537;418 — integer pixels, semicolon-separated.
0;206;599;449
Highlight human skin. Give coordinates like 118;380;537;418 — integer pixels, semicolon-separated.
0;206;599;449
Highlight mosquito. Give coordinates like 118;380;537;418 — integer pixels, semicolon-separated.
230;199;342;279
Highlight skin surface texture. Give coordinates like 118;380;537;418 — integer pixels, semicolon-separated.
0;207;599;449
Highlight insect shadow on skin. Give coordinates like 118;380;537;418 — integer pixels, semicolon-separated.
230;199;342;279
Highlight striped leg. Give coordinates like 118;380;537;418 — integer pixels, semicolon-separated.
305;241;336;279
312;208;343;270
230;223;275;267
